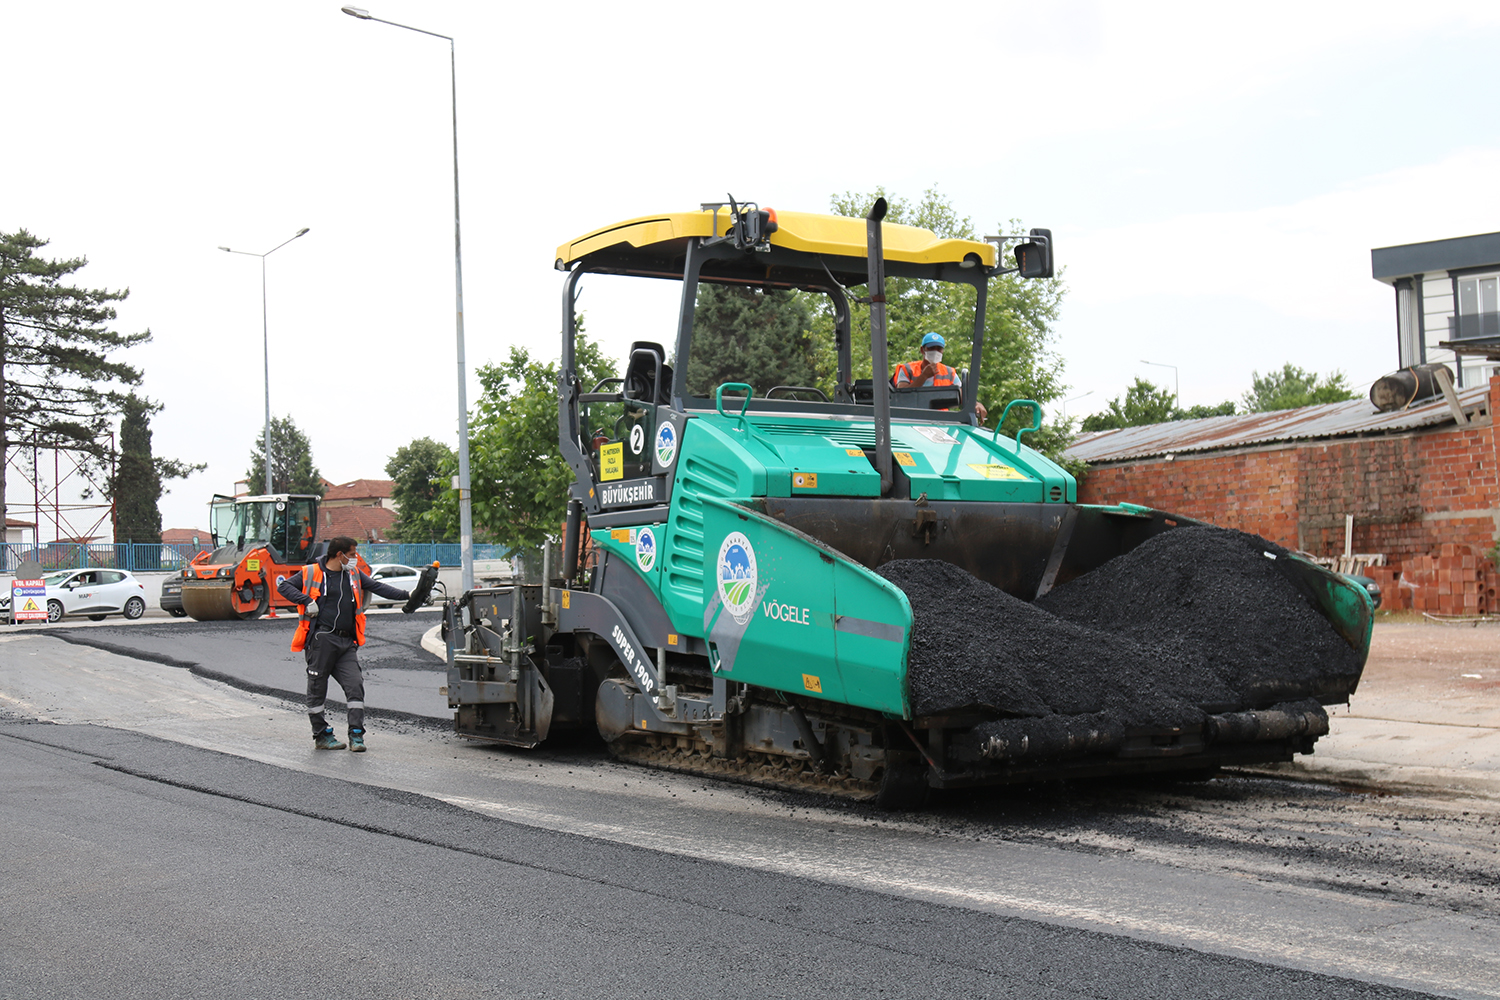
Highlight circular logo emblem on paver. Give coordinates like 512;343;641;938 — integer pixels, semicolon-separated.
635;527;657;573
717;531;757;625
655;422;677;468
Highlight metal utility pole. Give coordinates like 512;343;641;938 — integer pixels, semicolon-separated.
1140;359;1179;411
342;5;475;592
219;227;310;494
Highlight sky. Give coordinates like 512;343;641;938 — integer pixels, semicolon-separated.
6;0;1500;536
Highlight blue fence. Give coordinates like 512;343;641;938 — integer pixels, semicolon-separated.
1;541;510;574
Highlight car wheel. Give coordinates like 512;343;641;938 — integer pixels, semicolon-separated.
169;607;187;618
47;600;64;623
89;614;107;621
124;597;146;620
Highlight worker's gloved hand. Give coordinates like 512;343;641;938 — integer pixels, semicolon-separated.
304;599;318;616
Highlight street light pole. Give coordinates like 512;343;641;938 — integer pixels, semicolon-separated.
219;227;310;495
1061;390;1093;421
342;5;475;594
1140;359;1179;411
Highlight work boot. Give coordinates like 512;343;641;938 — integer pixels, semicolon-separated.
348;728;366;753
314;728;346;750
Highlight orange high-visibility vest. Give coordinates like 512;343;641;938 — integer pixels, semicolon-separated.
894;360;957;387
289;561;365;651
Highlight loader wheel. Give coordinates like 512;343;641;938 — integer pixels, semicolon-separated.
875;758;930;811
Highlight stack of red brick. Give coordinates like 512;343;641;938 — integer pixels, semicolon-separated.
1381;543;1497;615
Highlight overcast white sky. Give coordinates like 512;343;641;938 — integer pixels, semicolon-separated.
6;0;1500;536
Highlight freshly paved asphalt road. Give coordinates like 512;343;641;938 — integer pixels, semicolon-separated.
4;617;1498;997
0;717;1440;1000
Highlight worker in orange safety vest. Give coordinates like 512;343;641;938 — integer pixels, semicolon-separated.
277;536;412;752
892;332;988;420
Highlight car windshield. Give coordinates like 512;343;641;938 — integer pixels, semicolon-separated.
42;571;73;585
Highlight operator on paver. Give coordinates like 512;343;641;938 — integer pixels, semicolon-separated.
277;535;410;752
893;332;988;420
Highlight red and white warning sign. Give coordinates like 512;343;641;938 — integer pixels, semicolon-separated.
10;579;47;622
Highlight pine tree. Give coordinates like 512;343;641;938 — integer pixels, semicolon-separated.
246;415;324;496
1;229;150;530
109;393;204;544
686;285;817;397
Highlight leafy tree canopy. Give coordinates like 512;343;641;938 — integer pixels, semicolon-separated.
1241;363;1356;412
1080;378;1238;432
246;415;324;496
385;436;456;542
687;284;817;397
1;229;151;526
109;393;204;543
425;327;615;551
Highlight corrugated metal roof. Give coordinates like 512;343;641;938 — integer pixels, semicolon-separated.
1064;384;1491;464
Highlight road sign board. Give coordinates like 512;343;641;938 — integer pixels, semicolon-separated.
11;579;47;622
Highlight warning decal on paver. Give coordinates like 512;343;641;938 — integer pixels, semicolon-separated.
967;462;1028;481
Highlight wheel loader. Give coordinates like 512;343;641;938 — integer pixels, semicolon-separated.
442;199;1373;808
180;492;368;621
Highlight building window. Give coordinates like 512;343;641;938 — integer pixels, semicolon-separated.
1456;274;1500;339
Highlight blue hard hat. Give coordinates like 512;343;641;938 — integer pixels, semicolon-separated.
921;332;946;349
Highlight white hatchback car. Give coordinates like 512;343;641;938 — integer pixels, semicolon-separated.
365;563;445;607
12;569;151;622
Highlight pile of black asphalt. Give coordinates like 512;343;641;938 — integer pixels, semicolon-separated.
878;526;1363;760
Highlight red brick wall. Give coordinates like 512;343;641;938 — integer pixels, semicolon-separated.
1076;374;1500;614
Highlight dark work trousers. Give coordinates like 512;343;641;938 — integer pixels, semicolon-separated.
304;632;365;734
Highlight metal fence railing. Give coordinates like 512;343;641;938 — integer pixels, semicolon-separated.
1;542;213;574
1;541;510;574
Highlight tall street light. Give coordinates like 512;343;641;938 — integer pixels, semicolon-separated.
1061;390;1093;421
1140;359;1179;411
342;5;475;594
219;227;311;495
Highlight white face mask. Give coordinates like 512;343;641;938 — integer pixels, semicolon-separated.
924;349;943;363
341;553;358;571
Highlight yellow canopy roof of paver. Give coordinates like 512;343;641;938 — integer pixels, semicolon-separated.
556;208;998;270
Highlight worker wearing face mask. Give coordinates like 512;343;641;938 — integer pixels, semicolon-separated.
278;536;412;752
893;332;988;420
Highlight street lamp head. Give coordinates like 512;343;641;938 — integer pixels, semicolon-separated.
295;227;310;237
218;246;232;252
341;6;371;17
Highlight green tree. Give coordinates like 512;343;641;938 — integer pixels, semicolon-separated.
1080;379;1238;432
1241;363;1356;412
385;437;456;542
1177;400;1237;419
687;284;817;396
246;415;324;496
806;188;1069;457
1;229;151;529
426;330;615;551
109;393;204;543
1080;377;1178;431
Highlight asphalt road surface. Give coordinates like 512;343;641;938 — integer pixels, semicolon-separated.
2;618;1497;998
